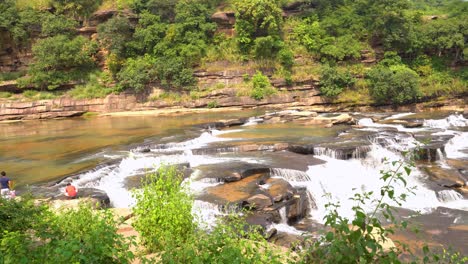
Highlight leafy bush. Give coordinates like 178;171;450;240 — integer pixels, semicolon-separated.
207;100;218;108
23;35;98;89
0;198;134;263
252;36;282;60
51;0;103;20
69;72;120;99
233;0;283;54
368;65;421;105
161;214;285;263
41;13;78;37
278;48;294;70
155;56;196;89
117;55;157;92
132;165;195;252
97;16;133;57
0;92;12;98
293;18;361;61
319;65;355;98
127;11;167;56
250;71;276;100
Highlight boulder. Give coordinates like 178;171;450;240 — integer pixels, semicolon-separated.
287;144;315;155
225;172;242;183
246;194;273;209
403;121;424;128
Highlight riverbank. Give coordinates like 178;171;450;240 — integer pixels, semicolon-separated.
1;89;467;123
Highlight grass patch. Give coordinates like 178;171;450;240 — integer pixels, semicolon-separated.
291;63;321;82
150;91;187;103
22;90;59;100
0;92;12;98
82;112;99;118
16;0;51;10
69;84;119;99
68;72;119;99
0;71;25;82
98;0;135;11
335;79;372;105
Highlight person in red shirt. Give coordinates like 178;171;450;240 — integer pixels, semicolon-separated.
65;183;77;199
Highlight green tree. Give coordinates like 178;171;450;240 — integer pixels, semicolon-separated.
320;65;355;98
368;65;421;105
131;0;178;21
133;165;195;252
233;0;283;55
421;16;467;64
23;35;98;89
153;0;216;64
0;201;134;263
127;11;167;56
41;13;78;37
0;1;42;46
117;55;157;91
97;16;133;58
250;71;276;100
51;0;103;21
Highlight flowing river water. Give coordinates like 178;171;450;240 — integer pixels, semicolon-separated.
1;110;467;253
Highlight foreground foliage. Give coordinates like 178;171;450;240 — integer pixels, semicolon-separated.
0;197;134;263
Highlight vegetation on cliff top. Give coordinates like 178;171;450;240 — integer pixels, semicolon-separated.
0;0;467;104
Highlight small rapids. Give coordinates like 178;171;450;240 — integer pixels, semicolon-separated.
56;113;467;233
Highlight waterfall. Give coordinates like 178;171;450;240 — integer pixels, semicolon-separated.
437;190;463;203
279;207;288;224
445;133;468;159
424;114;468;129
305;144;443;223
270;168;311;181
242;117;264;126
313;145;370;160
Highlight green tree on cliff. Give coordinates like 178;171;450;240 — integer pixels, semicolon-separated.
233;0;284;56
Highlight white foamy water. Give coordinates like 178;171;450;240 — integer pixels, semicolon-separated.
67;130;256;208
445;132;468;159
242;117;264;126
384;112;415;120
302;145;446;223
424;114;468;129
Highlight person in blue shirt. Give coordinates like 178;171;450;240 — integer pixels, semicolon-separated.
0;171;11;198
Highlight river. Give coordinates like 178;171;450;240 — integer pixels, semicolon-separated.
1;109;467;254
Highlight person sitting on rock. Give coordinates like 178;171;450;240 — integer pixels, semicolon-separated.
65;183;77;199
0;171;11;198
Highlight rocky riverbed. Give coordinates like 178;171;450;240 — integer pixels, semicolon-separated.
18;109;467;254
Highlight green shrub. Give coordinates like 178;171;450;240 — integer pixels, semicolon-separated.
117;55;157;92
368;65;421;105
161;214;285;263
252;36;282;59
23;35;98;90
132;165;195;252
155;56;196;89
250;71;276;100
51;0;102;20
278;47;294;70
233;0;283;54
97;16;133;58
0;197;134;263
207;100;218;108
319;65;355;98
41;13;78;37
0;72;26;82
70;72;120;99
0;92;12;98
